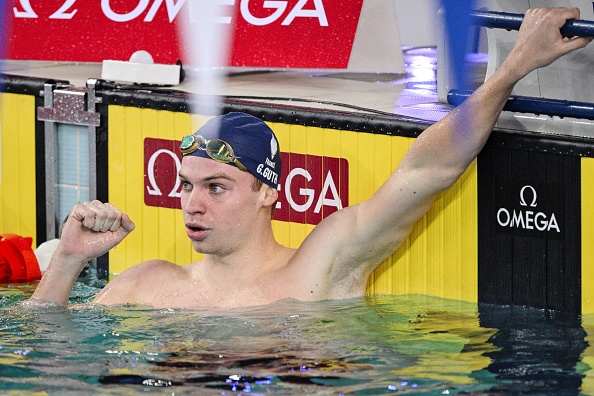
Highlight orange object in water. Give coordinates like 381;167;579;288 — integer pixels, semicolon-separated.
0;234;42;282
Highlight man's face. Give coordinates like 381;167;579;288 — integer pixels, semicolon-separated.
179;156;262;255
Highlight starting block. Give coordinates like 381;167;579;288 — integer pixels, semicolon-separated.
0;234;42;282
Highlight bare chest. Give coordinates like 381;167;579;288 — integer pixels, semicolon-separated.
145;269;320;308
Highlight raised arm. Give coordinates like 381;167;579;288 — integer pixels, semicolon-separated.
371;7;592;228
30;201;135;307
306;8;592;288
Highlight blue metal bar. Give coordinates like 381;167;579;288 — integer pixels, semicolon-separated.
441;0;475;90
448;89;594;120
470;10;594;38
0;0;5;59
0;0;6;93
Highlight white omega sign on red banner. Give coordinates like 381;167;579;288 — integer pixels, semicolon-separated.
143;138;349;225
7;0;367;69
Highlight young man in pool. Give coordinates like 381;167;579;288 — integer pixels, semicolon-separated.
31;8;592;308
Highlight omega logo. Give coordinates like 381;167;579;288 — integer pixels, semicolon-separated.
102;0;328;26
146;149;182;199
496;184;560;233
14;0;329;26
143;138;349;224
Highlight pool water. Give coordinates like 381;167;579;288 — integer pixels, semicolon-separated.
1;271;593;395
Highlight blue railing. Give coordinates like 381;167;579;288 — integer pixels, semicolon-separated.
447;10;594;120
447;90;594;121
470;10;594;38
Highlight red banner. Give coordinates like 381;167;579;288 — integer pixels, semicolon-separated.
144;137;349;225
6;0;364;69
274;152;349;224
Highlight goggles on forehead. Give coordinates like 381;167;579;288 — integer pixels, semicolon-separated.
180;134;248;172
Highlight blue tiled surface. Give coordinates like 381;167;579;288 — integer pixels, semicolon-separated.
56;123;90;228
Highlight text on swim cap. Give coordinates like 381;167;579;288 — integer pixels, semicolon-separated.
257;164;279;185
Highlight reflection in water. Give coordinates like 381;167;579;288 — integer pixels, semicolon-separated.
478;304;587;395
390;308;498;386
0;280;591;395
92;298;422;394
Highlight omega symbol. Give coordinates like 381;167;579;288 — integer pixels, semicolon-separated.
519;185;537;208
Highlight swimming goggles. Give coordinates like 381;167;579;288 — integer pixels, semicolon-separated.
180;134;248;172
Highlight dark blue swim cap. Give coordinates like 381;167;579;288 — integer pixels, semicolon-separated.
183;112;282;189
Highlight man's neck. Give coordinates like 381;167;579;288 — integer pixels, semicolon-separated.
201;228;290;275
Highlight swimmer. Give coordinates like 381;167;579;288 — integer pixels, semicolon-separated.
30;8;592;308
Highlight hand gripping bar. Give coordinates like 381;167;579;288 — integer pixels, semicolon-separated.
470;10;594;38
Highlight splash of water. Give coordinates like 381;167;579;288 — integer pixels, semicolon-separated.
177;0;236;120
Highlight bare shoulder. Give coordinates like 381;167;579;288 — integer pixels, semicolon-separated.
129;259;182;273
93;260;186;306
111;260;183;283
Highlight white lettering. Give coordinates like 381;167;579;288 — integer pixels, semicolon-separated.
13;0;38;18
14;0;329;25
497;208;510;227
49;0;77;19
283;167;345;215
314;171;342;213
241;0;286;26
145;0;185;22
535;212;547;231
257;164;278;184
548;213;560;232
146;149;182;197
496;184;560;233
276;181;282;209
525;210;534;230
102;0;150;22
264;168;276;183
282;0;328;26
285;168;314;212
511;210;524;228
265;157;276;169
496;208;561;233
13;0;78;19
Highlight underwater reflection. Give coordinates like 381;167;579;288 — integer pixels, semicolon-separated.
1;290;592;394
94;298;420;393
477;304;587;395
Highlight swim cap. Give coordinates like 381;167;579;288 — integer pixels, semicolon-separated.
183;112;282;189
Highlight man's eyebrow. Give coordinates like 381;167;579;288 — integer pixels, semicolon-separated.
204;173;237;182
178;172;237;183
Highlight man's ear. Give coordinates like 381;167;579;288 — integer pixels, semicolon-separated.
261;185;279;208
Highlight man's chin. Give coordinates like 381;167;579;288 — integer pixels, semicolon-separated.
190;241;219;255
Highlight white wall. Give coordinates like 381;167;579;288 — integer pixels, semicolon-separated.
393;0;439;47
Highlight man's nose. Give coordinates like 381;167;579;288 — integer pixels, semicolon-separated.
183;189;207;214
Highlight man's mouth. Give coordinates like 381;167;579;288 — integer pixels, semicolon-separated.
186;225;208;240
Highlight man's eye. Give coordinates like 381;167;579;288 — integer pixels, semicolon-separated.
181;181;191;190
210;184;224;193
